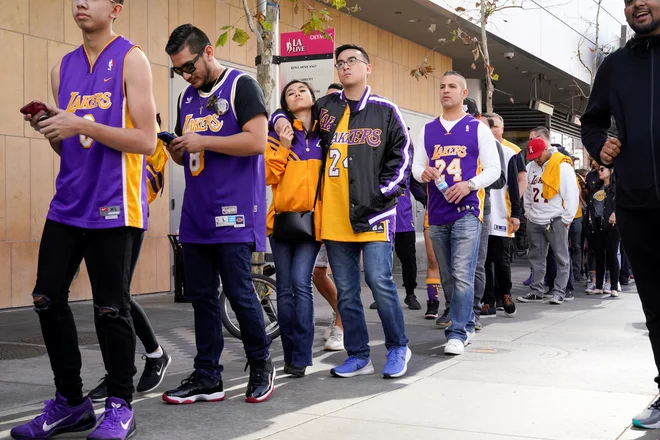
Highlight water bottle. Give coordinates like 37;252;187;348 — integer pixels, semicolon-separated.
435;175;450;200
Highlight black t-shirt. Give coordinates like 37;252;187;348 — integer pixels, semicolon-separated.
346;99;359;113
175;70;267;136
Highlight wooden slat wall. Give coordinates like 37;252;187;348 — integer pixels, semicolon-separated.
0;0;452;309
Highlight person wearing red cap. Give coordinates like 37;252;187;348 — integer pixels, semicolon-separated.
517;128;579;305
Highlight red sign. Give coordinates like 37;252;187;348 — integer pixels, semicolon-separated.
280;28;335;57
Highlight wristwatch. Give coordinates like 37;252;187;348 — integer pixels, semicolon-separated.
468;180;476;191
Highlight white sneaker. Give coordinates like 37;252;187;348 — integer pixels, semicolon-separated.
323;312;336;341
604;282;612;294
610;290;619;297
444;339;465;355
324;326;344;351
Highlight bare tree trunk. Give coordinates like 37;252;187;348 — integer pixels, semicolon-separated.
480;1;494;114
256;0;278;111
590;0;602;91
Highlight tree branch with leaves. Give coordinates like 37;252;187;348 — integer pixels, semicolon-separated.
216;0;359;110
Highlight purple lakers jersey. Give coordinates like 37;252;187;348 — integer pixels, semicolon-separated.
395;179;415;233
424;116;484;225
48;36;148;229
178;68;266;251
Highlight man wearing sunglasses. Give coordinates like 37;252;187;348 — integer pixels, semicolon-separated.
162;24;274;405
13;0;158;439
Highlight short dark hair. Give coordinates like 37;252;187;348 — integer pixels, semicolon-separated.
113;0;124;4
166;24;211;56
335;44;370;63
280;80;317;121
531;126;551;140
327;83;344;91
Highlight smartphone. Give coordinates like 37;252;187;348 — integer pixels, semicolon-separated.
157;131;176;144
20;101;49;117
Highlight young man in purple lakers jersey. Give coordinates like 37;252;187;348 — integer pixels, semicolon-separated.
162;24;273;404
13;1;158;439
412;71;500;356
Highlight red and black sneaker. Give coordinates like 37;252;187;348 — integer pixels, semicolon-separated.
245;358;275;403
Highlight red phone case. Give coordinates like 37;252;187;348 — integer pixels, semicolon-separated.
20;101;48;116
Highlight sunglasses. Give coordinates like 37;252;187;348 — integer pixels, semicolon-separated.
598;167;607;172
171;47;206;76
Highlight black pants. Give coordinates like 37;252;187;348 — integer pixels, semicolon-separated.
33;219;142;403
617;208;660;388
483;236;512;307
394;231;418;295
620;245;632;282
126;234;158;354
593;227;620;290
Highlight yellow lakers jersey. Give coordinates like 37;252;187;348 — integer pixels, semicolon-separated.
321;106;389;242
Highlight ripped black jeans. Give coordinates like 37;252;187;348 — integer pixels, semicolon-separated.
32;219;143;403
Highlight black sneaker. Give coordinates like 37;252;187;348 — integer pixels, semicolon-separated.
137;349;172;393
481;304;496;318
288;364;306;378
549;294;564;305
564;291;575;301
369;301;377;310
517;292;544;303
496;297;504;311
162;371;225;404
503;294;516;316
283;363;291;375
425;300;440;319
245;358;275;403
404;294;422;310
87;375;108;403
435;309;452;328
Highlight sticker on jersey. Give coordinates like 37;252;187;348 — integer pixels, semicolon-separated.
494;224;507;232
100;205;121;220
371;222;385;233
222;206;238;215
107;59;114;71
215;215;246;228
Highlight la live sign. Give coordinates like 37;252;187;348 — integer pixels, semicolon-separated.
279;29;335;98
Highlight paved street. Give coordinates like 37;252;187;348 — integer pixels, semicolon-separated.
0;261;658;440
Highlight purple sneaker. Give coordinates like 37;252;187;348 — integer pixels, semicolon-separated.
523;272;533;286
10;393;96;439
87;397;136;440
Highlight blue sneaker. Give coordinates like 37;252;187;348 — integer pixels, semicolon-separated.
87;397;135;440
10;393;96;439
330;356;375;378
382;346;412;378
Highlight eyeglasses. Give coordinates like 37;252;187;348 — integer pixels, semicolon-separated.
598;167;606;172
334;56;368;70
171;47;206;76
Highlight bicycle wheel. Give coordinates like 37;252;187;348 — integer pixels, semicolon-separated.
220;274;280;341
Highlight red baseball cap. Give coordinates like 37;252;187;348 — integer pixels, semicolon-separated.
527;138;546;160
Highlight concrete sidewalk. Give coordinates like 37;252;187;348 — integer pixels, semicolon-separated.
0;262;658;440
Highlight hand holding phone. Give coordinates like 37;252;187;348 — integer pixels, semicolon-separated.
21;101;51;122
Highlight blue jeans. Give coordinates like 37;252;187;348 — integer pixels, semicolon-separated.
429;214;482;342
270;238;320;367
182;243;271;381
325;240;409;360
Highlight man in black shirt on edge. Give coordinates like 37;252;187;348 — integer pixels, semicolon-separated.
581;0;660;429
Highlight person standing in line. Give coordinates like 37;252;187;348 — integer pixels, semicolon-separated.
11;0;158;438
517;128;579;305
162;24;274;404
274;44;413;378
413;71;500;355
265;80;323;378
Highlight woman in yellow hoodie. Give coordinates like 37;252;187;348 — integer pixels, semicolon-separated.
266;80;322;377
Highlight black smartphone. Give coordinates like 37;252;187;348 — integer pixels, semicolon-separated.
157;131;176;144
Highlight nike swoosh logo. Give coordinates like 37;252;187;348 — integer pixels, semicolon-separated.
121;417;132;430
43;414;71;432
155;365;163;376
104;77;113;82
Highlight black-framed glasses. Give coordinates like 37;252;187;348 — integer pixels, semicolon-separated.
599;167;606;172
171;47;206;76
334;56;368;70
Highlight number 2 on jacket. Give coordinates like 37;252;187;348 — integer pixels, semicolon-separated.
434;158;463;181
328;149;349;177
